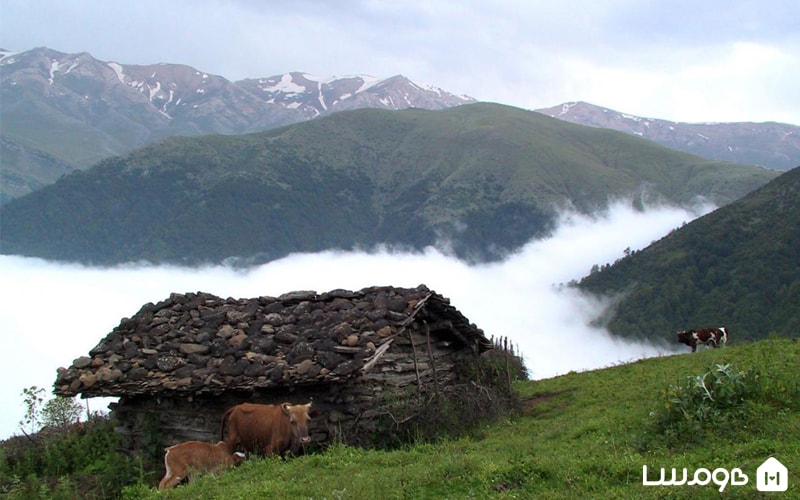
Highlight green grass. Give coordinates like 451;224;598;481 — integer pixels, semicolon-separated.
123;338;800;499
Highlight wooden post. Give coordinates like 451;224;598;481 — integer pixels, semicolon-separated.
408;329;423;398
424;320;440;400
504;337;512;391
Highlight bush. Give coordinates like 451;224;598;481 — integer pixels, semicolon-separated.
0;415;144;499
654;363;762;446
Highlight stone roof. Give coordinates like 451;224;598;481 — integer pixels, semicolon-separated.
54;284;491;398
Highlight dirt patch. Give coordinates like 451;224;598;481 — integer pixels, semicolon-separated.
520;388;576;416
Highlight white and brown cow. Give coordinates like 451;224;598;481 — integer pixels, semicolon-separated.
158;440;245;490
676;326;729;352
220;401;312;457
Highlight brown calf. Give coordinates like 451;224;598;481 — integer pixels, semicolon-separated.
221;401;312;456
158;440;245;490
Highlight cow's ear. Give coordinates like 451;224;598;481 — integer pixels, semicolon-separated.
281;402;291;414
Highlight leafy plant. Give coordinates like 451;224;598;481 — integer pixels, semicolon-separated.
42;396;84;431
1;415;143;499
656;363;759;442
18;386;46;436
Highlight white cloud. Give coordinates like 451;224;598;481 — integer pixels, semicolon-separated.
0;201;708;440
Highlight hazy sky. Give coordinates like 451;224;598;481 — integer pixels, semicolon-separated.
1;0;798;124
0;201;711;440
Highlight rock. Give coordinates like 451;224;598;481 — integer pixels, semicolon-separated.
219;357;247;376
293;301;311;315
73;356;92;368
330;298;353;310
123;341;140;357
278;290;317;302
263;313;284;326
317;351;345;370
333;359;363;376
217;325;236;338
293;359;315;375
377;326;393;337
174;364;197;379
127;367;148;381
226;309;252;324
227;332;249;348
252;337;276;353
289;341;314;364
96;367;123;382
155;355;182;372
331;322;352;340
79;373;97;388
274;331;298;344
270;365;284;382
180;343;210;355
345;335;359;347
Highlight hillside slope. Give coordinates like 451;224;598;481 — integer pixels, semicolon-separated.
121;339;799;498
579;166;800;342
0;103;777;266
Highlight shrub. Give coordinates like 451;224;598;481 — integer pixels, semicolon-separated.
654;363;761;446
0;415;143;499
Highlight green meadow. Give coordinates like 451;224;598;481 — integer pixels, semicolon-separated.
124;338;799;499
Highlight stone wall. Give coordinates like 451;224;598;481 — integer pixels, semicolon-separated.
55;286;489;399
53;285;516;453
113;320;500;454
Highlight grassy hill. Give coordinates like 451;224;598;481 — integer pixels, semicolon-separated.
4;339;797;498
0;103;777;266
109;338;796;498
579;166;800;343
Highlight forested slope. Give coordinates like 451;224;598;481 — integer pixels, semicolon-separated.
579;166;800;342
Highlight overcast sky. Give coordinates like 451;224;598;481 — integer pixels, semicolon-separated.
0;201;710;440
1;0;798;124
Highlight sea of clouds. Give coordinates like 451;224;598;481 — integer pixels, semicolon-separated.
0;200;712;439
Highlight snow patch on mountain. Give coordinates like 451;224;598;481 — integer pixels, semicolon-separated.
107;62;126;83
265;74;307;95
0;49;18;64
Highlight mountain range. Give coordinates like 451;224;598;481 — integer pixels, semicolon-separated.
0;103;777;267
537;101;800;171
0;47;473;203
1;46;796;345
3;47;799;207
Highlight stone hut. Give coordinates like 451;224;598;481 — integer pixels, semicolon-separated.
54;284;515;453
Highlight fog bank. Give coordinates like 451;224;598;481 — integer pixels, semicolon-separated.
0;201;709;439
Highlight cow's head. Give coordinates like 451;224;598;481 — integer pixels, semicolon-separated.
215;440;246;465
281;402;312;447
232;451;246;465
676;330;694;346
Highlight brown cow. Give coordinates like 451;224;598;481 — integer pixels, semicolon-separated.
158;440;245;490
221;402;312;457
677;326;729;352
